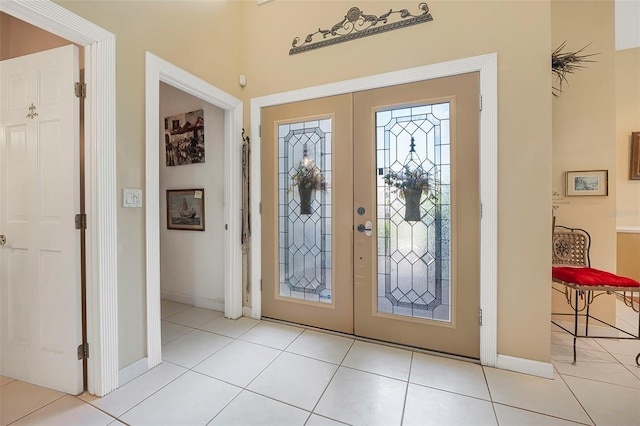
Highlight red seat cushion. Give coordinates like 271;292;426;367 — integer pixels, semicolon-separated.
552;267;640;288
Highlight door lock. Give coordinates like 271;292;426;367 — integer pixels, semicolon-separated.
357;221;373;237
0;235;5;246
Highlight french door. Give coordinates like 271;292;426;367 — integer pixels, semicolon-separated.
261;73;480;358
261;95;354;333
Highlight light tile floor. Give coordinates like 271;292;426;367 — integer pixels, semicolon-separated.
1;299;638;426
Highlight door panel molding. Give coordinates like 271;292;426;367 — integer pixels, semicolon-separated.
0;0;118;396
251;53;498;367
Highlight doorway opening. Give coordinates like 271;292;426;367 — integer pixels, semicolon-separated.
144;53;243;370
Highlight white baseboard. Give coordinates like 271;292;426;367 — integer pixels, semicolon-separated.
161;290;224;312
496;354;554;379
119;357;149;387
617;226;640;234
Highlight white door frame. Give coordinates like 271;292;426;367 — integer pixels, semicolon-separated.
144;53;243;369
251;54;499;368
0;0;118;396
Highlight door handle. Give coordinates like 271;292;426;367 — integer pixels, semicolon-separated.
357;221;373;237
0;235;5;246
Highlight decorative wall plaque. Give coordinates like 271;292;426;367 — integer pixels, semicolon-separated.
289;3;433;55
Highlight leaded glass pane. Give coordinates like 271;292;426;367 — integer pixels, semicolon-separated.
376;103;451;322
278;119;332;303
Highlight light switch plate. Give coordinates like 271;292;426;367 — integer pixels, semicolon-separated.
123;189;142;208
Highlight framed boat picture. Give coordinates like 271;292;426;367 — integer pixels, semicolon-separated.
166;188;205;231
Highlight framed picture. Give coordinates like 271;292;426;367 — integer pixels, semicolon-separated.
631;132;640;180
166;188;205;231
164;109;205;166
566;170;608;197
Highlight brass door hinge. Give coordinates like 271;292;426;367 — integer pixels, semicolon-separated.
75;213;87;230
75;82;86;99
77;342;89;360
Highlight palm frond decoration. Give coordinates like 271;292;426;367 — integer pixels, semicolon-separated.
551;41;598;97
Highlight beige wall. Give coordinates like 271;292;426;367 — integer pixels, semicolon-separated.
55;0;244;368
241;0;553;362
0;12;73;60
615;47;640;228
615;46;640;285
159;83;226;308
551;0;617;320
49;0;557;366
617;232;640;281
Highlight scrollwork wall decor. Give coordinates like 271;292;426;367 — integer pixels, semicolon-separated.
289;3;433;55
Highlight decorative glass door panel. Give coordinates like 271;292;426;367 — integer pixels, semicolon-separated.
278;119;332;303
376;104;451;322
261;94;353;334
353;73;480;358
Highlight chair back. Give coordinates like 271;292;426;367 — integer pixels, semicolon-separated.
552;225;591;267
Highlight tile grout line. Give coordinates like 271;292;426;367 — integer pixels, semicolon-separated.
484;366;593;425
203;322;309;424
406;379;495;404
71;395;123;425
195;323;247;426
556;370;640;390
305;336;357;421
6;392;67;426
481;366;500;425
555;368;597;426
163;320;243;426
491;401;593;426
0;378;16;387
596;325;640;370
113;364;191;423
398;352;414;426
239;327;344;419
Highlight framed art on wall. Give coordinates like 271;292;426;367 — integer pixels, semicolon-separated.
631;132;640;180
566;170;608;196
164;109;205;166
166;188;205;230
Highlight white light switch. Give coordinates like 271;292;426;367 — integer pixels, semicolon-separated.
123;189;143;208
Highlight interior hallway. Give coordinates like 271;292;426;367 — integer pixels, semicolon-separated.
1;299;638;426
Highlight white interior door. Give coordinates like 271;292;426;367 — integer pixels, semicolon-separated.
0;45;83;394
